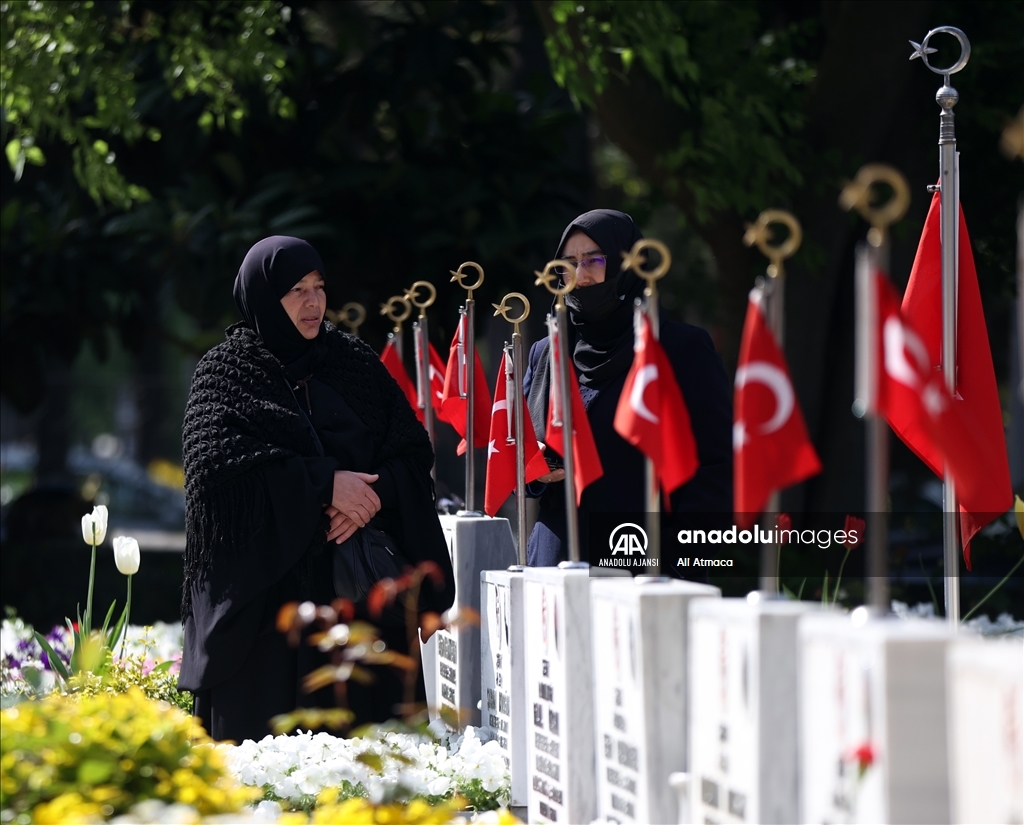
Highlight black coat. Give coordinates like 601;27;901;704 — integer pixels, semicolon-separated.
523;320;733;566
177;322;453;739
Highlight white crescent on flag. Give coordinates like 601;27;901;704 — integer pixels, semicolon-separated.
735;361;794;434
492;399;508;415
629;364;659;424
883;316;931;390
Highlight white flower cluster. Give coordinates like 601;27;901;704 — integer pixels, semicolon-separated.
891;601;1024;636
219;726;509;810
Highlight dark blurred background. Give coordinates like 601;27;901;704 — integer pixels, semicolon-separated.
1;0;1021;627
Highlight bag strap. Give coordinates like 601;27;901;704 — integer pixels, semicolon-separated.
283;375;326;457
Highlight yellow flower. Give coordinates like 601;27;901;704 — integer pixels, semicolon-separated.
32;792;103;824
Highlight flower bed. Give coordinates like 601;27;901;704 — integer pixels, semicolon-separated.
221;726;509;813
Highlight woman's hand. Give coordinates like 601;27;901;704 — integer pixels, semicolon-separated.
324;506;359;544
536;468;565;484
330;471;381;527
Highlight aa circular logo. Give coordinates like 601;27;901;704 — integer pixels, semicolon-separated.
609;523;648;556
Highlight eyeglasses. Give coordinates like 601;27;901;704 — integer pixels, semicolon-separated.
552;255;607;277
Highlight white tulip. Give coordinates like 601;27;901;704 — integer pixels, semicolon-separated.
81;504;108;546
112;535;140;575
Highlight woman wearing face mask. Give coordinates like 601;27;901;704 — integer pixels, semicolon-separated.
178;236;454;742
524;209;733;565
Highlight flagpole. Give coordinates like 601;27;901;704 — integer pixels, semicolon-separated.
407;280;438;463
451;263;486;515
622;239;673;574
841;163;911;613
742;210;803;593
493;293;532;564
327;302;366;337
911;26;971;628
380;294;412;360
535;262;581;563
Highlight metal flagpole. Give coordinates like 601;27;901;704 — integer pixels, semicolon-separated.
911;26;971;628
841;163;911;613
451;262;486;515
742;210;803;593
535;261;581;562
380;294;412;359
621;238;673;574
407;280;438;460
493;292;532;564
327;302;367;337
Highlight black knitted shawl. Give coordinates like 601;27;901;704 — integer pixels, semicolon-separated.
181;320;435;617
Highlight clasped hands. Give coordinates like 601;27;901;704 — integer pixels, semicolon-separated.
325;470;380;544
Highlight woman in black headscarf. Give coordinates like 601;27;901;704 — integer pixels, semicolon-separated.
524;209;733;565
178;236;454;742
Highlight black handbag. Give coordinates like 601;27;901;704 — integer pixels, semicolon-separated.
332;525;409;605
283;376;409;617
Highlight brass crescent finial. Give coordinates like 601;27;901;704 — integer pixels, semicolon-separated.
838;163;911;247
379;294;412;332
492;292;531;329
621;238;672;286
534;260;577;308
405;280;437;317
743;209;803;278
328;302;366;335
450;261;485;296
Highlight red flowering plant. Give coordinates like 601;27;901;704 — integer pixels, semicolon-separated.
273;561;476;733
367;561;479;721
829;515;866;606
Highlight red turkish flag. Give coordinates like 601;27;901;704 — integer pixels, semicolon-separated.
380;340;422;423
878;197;1011;563
733;291;821;528
484;351;548;516
613;314;698;500
439;313;492;454
544;326;603;505
429;344;447;413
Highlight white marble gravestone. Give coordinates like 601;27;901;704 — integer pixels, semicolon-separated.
480;568;527;807
591;577;720;825
523;564;629;824
430;514;517;730
688;595;817;825
799;611;953;825
946;635;1023;825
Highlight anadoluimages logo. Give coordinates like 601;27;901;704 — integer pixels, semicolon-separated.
609;523;648;556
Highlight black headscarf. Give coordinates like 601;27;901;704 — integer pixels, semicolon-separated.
232;236;327;368
556;209;646;386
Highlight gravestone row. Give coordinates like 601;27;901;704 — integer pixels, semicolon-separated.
426;516;1023;824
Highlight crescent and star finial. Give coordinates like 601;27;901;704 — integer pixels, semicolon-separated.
621;238;672;291
534;260;577;308
379;294;412;333
404;280;437;318
328;301;366;336
838;163;911;247
450;261;485;297
492;292;531;332
743;209;802;279
909;27;970;77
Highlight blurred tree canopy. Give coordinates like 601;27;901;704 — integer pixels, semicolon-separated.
1;0;588;414
2;0;1020;514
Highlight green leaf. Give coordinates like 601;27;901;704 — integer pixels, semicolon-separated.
23;145;45;165
355;751;384;772
34;631;70;683
78;759;114;784
5;139;21;169
92;139;109;155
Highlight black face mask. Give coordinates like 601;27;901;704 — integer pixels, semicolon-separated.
565;278;622;324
